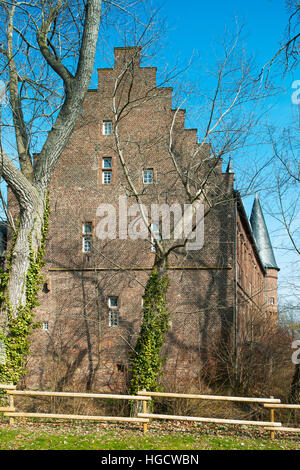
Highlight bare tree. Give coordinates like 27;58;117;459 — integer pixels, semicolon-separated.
0;0;104;308
0;0;104;384
267;112;300;402
103;23;275;392
259;0;299;82
208;303;293;402
112;25;272;272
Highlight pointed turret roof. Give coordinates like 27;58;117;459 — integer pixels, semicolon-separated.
226;157;234;174
249;194;279;270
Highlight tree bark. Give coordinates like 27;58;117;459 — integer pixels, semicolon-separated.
290;363;300;403
8;195;46;313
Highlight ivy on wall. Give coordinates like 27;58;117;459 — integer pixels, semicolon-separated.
129;268;170;394
0;196;49;385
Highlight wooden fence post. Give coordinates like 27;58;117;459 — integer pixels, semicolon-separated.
8;394;14;426
270;396;275;439
142;389;148;433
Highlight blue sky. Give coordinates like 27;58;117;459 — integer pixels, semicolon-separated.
156;0;299;310
161;0;287;58
158;0;295;123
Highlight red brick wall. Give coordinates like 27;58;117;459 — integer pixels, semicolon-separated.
21;48;275;393
235;199;278;344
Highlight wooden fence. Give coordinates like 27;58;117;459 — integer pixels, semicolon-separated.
1;384;300;438
0;384;151;432
264;403;300;438
137;390;283;436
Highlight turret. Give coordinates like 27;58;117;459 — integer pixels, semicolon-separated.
249;194;279;317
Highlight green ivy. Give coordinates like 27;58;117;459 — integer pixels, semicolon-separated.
0;195;50;385
129;269;170;395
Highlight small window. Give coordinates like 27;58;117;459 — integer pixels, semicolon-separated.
109;310;119;327
270;297;275;305
82;222;93;234
42;281;50;293
108;296;119;308
116;363;125;373
42;322;49;331
102;157;112;169
83;235;92;253
151;222;161;252
102;121;113;135
143;168;154;184
82;222;93;253
102;158;113;184
102;170;112;184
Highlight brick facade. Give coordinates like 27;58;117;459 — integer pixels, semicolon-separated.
16;47;278;393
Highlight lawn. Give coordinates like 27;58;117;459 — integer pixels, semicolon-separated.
0;420;299;450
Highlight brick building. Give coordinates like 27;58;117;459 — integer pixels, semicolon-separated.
19;47;279;392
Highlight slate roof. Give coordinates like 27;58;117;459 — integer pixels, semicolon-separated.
249;194;279;270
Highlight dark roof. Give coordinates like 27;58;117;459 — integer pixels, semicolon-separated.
249;194;279;271
226;157;234;174
235;191;266;274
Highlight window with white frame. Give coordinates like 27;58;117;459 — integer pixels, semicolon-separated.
42;321;49;331
270;297;275;305
102;120;113;135
102;169;112;184
83;236;92;253
108;296;119;326
82;222;93;253
109;310;119;327
108;296;119;308
102;157;112;169
143;168;154;184
151;222;161;252
102;157;112;184
83;222;92;234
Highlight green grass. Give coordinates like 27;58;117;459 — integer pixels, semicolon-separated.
0;421;300;450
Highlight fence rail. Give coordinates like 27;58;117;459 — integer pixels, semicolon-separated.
0;384;16;390
5;390;152;401
137;390;281;403
5;412;149;424
137;412;282;427
0;407;15;412
264;404;300;409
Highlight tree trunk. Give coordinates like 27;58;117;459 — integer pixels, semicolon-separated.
290;363;300;403
154;253;168;279
8;194;46;314
0;189;48;384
